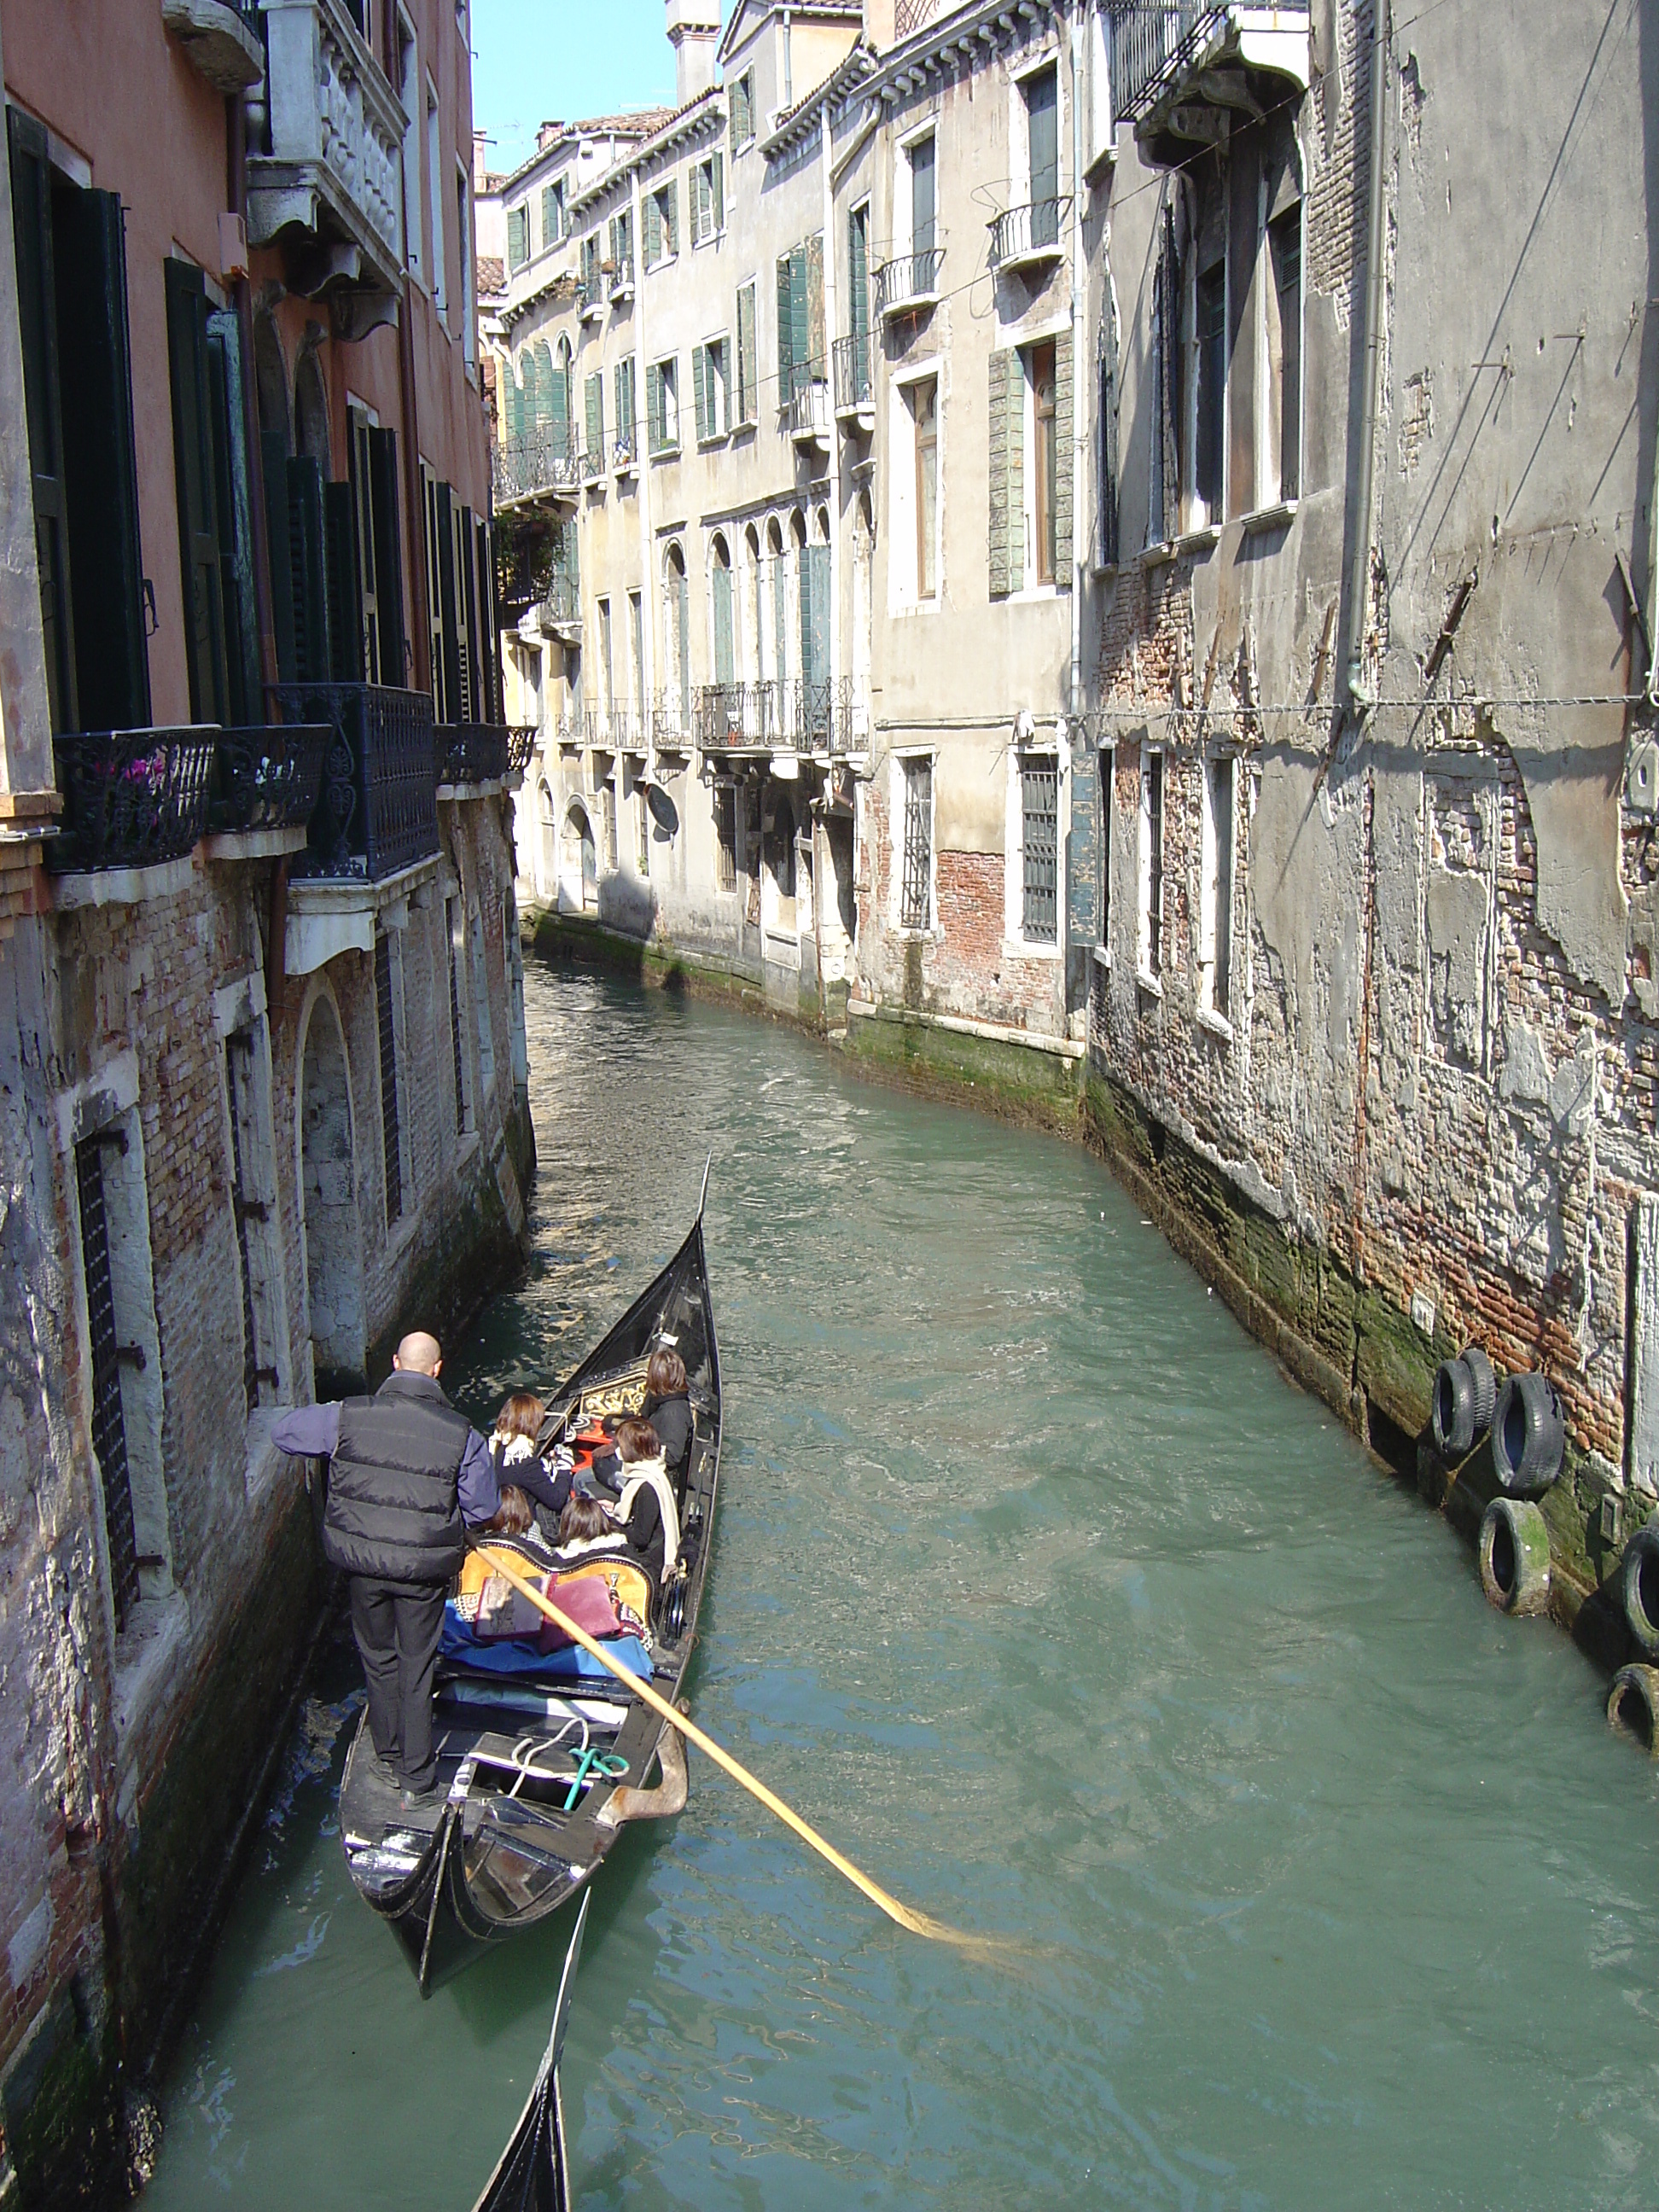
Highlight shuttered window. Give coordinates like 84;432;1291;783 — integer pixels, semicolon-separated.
585;370;603;462
165;258;230;724
1053;328;1074;579
204;307;259;724
800;541;830;731
693;154;724;244
729;72;754;153
451;498;476;722
614;357;636;451
506;204;528;269
323;477;364;683
777;242;810;397
347;409;381;684
540;182;562;249
369;426;406;684
694;339;727;442
267;451;330;684
1098;306;1121;568
988;349;1024;597
648;357;678;453
9;108;77;732
375;933;404;1226
847;204;870;346
1021;758;1059;945
736;282;757;424
75;1132;141;1631
712;554;734;686
608;208;632;273
644;179;678;267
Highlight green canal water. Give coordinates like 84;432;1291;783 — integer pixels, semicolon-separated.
146;963;1659;2210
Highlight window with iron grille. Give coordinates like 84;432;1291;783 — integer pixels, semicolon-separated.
899;754;933;931
375;932;404;1224
446;896;472;1133
75;1133;141;1629
1139;745;1164;975
1097;744;1114;948
716;785;737;890
225;1031;279;1415
1021;757;1059;944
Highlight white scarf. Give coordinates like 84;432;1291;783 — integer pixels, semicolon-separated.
612;1455;680;1574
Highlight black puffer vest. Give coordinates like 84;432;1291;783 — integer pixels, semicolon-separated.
323;1371;474;1583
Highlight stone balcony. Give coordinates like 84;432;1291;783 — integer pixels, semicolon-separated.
1109;2;1311;165
248;0;405;312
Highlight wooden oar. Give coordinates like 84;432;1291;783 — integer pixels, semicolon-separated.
474;1546;1011;1959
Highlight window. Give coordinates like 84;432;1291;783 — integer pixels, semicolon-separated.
614;357;636;462
584;369;604;463
694;336;729;443
908;133;936;259
1266;204;1301;504
166;260;262;725
74;1126;143;1627
1138;746;1163;978
692;153;725;245
1020;756;1059;945
644;179;678;267
1023;65;1060;247
540;178;564;250
597;596;614;719
608;207;633;285
1098;300;1121;568
847;202;870;346
1097;744;1114;951
1030;340;1058;584
628;589;644;707
457;161;475;369
224;1026;281;1415
736;281;758;425
1086;0;1113;167
911;376;938;600
716;785;737;890
374;930;405;1224
666;542;690;728
1191;259;1225;525
711;535;735;686
648;355;680;453
426;82;446;320
1201;753;1235;1016
446;896;474;1133
506;203;529;270
729;71;754;154
899;754;933;931
579;232;600;300
397;11;422;283
470;901;496;1101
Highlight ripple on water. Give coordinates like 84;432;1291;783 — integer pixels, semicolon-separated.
145;968;1659;2212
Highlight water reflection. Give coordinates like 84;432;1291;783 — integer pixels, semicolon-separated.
148;964;1659;2211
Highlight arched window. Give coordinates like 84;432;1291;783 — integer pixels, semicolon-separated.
765;517;788;688
744;523;763;684
710;533;735;689
665;541;690;731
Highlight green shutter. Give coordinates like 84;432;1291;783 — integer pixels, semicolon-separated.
711;152;725;233
789;244;810;393
647;360;663;451
434;480;461;722
737;282;756;422
263;433;295;682
692;345;708;445
507;206;527;268
55;183;149;731
204;307;259;725
664;178;678;255
848;206;869;346
776;254;794;395
713;560;734;684
644;189;662;266
324;477;364;684
546;342;567;436
285;454;331;684
585;370;603;458
730;84;742;156
1055;328;1074;583
614;358;634;443
806;232;824;371
540;184;558;247
800;542;829;693
369;426;405;685
164;257;229;723
7;108;76;731
988;348;1023;598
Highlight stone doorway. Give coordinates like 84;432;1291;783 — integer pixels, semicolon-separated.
299;995;364;1395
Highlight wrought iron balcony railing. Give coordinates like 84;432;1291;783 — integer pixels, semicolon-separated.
834;331;874;421
272;683;439;881
594;708;647;754
875;247;944;318
608;255;635;300
437;725;511;789
787;363;831;446
580;444;607;485
989;196;1073;271
48;728;218;875
894;0;942;33
651;691;692;751
578;277;605;320
797;676;853;753
611;433;638;475
210;722;330;833
506;725;538;776
1108;2;1311;135
493;427;581;508
1110;1;1219;120
539;573;582;637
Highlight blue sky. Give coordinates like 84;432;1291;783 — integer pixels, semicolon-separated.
471;1;736;178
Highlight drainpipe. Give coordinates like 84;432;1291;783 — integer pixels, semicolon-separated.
228;94;280;696
632;163;655;773
783;9;794;108
1063;3;1086;1040
1344;0;1390;714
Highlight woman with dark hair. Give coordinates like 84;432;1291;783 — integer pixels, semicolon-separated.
555;1490;620;1557
490;1388;573;1535
606;1417;678;1583
641;1346;694;1483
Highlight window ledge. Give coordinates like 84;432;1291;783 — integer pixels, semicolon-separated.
51;854;197;910
1174;525;1221;556
1003;937;1062;961
650;445;682;463
1092;941;1112;969
1239;499;1297;535
1139;539;1176;569
1082;143;1119;187
456;1125;480;1169
1196;1004;1235;1040
1135;967;1164;998
697;431;731;451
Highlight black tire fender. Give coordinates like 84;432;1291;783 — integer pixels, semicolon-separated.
1431;1357;1478;1457
1607;1663;1659;1755
1490;1371;1565;1495
1477;1496;1550;1615
1621;1521;1659;1656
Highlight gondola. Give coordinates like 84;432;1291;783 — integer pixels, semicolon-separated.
337;1177;721;1992
470;1889;590;2212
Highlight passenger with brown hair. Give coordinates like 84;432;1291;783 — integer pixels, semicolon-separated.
605;1417;679;1582
555;1490;619;1557
641;1346;694;1482
489;1387;572;1532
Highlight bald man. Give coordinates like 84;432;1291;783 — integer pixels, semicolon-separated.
273;1333;498;1810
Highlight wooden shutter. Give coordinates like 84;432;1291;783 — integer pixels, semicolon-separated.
205;309;259;724
422;465;447;717
988;348;1024;597
691;164;706;243
692;345;708;445
776;254;795;395
346;411;380;685
540;184;558;247
479;515;504;722
263;433;297;681
435;480;461;721
806;234;825;371
1055;328;1074;582
7;108;76;731
799;543;829;694
644;189;662;266
789;245;811;391
713;560;734;685
285;455;332;683
614;357;635;442
369;427;406;685
323;478;364;684
1099;305;1121;568
454;501;476;722
737;282;756;422
676;562;690;723
664;178;678;256
730;83;741;155
647;360;663;451
507;206;527;267
585;370;603;459
848;206;869;346
165;257;229;724
55;183;149;731
711;152;725;233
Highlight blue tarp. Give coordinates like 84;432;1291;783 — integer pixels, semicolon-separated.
439;1605;652;1684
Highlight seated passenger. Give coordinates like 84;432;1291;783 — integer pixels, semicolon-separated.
487;1483;556;1563
490;1388;572;1530
555;1489;628;1562
640;1348;694;1485
605;1417;680;1584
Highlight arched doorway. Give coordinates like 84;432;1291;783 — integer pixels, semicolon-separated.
763;787;797;943
537;777;556;898
299;996;364;1395
562;800;597;910
664;541;690;734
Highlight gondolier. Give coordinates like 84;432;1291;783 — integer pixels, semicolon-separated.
273;1331;499;1811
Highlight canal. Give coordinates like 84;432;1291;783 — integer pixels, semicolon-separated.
147;961;1659;2210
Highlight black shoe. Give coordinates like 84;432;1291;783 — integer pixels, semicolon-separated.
399;1781;444;1814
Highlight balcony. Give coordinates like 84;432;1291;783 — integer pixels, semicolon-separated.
494;428;581;509
248;0;406;311
989;196;1073;276
652;692;693;754
608;255;636;304
209;722;330;835
539;575;582;644
271;683;439;881
46;729;218;876
580;444;607;486
599;709;648;755
162;0;264;93
437;725;514;790
506;726;538;777
875;247;944;321
834;332;875;427
611;434;638;478
1109;3;1311;163
787;364;831;450
578;279;605;324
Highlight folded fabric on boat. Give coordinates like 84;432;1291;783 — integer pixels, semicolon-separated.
439;1607;653;1681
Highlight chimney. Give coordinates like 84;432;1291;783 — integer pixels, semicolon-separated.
472;130;491;189
665;0;721;104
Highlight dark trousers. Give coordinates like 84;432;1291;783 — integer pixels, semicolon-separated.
348;1577;447;1791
